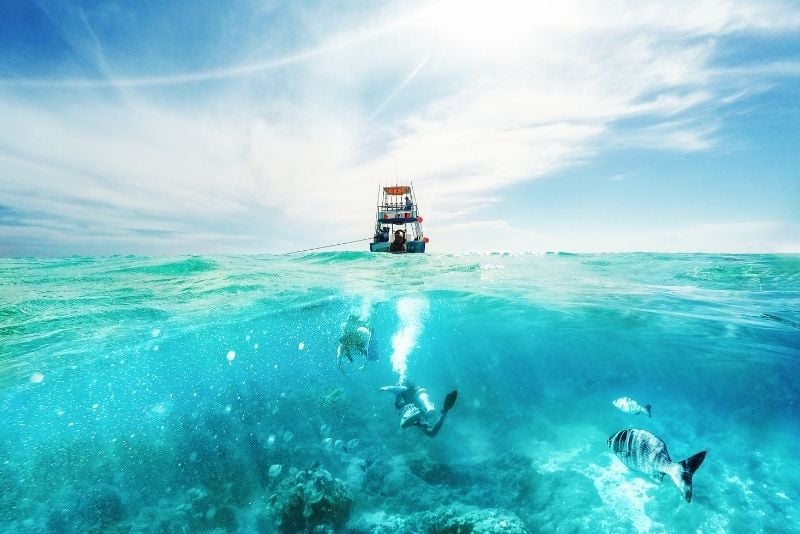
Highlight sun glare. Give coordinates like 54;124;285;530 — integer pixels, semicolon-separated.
423;0;539;53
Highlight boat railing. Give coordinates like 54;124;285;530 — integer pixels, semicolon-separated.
378;208;416;219
379;202;416;210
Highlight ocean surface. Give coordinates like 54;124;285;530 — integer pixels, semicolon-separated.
1;252;798;533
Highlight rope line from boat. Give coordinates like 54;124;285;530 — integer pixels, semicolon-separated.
282;237;375;255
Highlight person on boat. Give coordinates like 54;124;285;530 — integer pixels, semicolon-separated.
390;229;406;252
404;195;413;210
380;380;458;438
376;226;390;243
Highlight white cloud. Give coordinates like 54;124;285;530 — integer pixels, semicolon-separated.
1;0;798;254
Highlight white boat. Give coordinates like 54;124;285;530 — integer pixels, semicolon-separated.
369;184;428;253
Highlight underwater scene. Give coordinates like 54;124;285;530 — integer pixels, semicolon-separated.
1;252;798;533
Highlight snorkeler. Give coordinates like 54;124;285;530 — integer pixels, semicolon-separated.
380;381;458;437
337;315;374;371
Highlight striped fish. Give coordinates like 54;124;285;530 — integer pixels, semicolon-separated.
607;428;707;503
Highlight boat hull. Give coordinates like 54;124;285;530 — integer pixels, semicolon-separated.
370;240;426;253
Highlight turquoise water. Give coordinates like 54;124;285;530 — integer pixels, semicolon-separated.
1;253;798;532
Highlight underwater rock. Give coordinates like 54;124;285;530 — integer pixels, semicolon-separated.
461;453;538;509
268;467;353;533
46;485;126;532
406;450;462;486
367;514;414;533
205;504;238;531
427;506;528;534
79;487;125;527
358;505;529;534
126;485;238;533
363;455;455;514
173;486;239;532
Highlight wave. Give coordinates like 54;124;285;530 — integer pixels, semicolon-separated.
109;256;219;275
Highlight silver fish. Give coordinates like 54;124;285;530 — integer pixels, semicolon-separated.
608;428;706;503
612;397;651;418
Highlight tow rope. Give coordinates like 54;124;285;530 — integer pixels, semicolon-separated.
282;237;375;255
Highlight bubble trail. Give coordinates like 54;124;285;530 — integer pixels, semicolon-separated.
390;297;429;383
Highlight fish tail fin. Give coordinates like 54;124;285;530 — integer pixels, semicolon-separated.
676;451;707;503
645;404;652;418
682;450;707;476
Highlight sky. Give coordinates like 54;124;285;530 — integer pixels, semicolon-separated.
1;0;799;256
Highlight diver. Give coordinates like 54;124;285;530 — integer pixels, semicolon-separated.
337;314;373;371
390;229;406;252
380;381;458;437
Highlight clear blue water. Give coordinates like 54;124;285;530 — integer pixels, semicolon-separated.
1;253;798;532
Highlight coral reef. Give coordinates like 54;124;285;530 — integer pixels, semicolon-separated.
428;506;528;534
45;484;126;533
125;486;238;533
352;504;529;533
268;467;353;533
177;486;238;532
458;453;538;510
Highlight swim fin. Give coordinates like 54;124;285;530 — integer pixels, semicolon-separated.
443;390;458;413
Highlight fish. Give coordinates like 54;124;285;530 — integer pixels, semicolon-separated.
303;460;321;472
323;387;346;403
268;464;283;477
607;428;707;503
360;459;374;472
612;397;651;418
